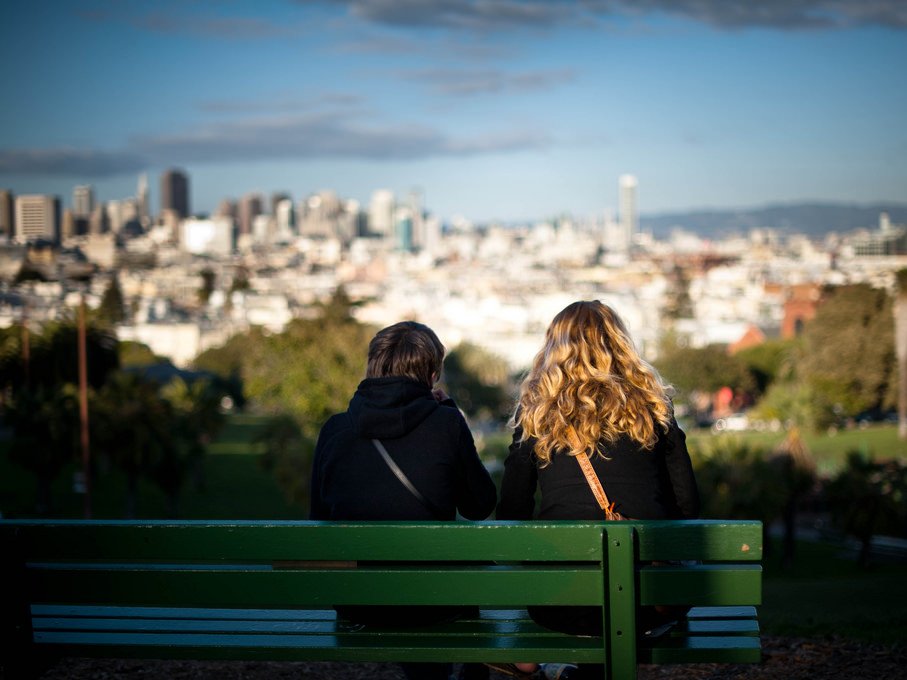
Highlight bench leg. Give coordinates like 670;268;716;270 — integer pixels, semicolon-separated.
605;525;637;680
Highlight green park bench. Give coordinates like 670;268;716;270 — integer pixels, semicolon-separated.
0;520;762;679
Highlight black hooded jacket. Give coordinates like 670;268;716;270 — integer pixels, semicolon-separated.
310;377;497;521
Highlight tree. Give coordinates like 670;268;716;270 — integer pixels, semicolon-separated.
91;372;175;518
734;338;798;396
0;319;119;394
798;284;895;424
256;414;314;510
193;288;372;438
198;267;217;305
654;342;756;400
5;386;81;514
119;340;163;368
894;269;907;438
97;275;126;324
442;342;513;423
1;321;120;513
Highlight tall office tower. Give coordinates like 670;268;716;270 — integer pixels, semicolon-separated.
216;199;237;220
137;173;150;223
618;174;638;252
407;189;424;249
160;168;190;219
270;192;291;216
73;185;95;217
106;200;129;234
0;189;13;239
238;193;263;236
89;204;109;234
61;209;76;240
14;194;61;243
394;206;413;252
368;189;395;238
275;199;295;240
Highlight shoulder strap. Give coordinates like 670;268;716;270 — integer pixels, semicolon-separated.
575;452;622;519
371;439;442;518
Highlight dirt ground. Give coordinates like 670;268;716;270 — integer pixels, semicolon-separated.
36;635;907;680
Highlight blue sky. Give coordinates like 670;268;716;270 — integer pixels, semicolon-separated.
1;0;906;222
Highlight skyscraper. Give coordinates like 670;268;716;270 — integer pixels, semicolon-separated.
73;185;94;217
160;169;190;219
369;189;395;238
14;194;61;243
618;174;638;251
137;173;150;223
0;189;13;240
238;193;263;236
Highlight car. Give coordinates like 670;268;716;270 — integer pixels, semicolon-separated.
712;413;749;432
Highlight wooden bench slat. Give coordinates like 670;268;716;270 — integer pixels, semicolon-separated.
639;564;762;606
5;522;607;562
641;635;762;664
634;521;762;562
686;606;758;619
4;520;763;562
27;566;604;607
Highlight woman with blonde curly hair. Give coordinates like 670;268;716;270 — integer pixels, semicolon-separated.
496;301;699;677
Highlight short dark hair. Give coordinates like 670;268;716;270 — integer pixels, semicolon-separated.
366;321;445;387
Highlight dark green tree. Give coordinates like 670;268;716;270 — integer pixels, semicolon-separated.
91;372;174;518
442;342;513;423
5;386;81;514
97;275;126;324
198;267;217;305
798;283;895;425
256;414;315;511
655;342;756;400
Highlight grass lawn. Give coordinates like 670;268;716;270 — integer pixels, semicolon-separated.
687;423;907;475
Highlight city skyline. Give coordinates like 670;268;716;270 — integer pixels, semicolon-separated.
1;1;906;222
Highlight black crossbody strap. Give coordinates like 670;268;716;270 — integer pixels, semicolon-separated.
371;439;442;518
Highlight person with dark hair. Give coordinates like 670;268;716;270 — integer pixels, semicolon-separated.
310;321;497;680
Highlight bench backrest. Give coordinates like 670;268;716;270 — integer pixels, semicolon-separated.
1;520;762;673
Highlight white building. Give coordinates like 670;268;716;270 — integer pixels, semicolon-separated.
182;216;233;258
14;194;60;243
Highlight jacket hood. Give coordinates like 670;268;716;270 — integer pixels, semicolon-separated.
348;377;439;439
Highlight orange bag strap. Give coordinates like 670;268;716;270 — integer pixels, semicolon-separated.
575;452;621;519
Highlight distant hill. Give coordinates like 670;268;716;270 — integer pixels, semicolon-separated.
640;202;907;240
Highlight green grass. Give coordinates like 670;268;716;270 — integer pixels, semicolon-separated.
688;423;907;475
760;538;907;644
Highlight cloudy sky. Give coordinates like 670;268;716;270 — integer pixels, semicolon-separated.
2;0;905;222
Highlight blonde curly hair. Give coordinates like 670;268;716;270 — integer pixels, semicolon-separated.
514;300;672;466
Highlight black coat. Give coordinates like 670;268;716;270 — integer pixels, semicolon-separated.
310;376;497;522
497;417;700;638
497;418;699;521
